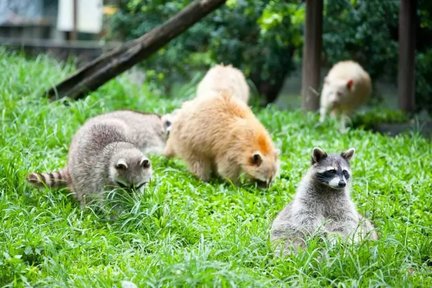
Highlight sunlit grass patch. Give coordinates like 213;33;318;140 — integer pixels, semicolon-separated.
0;50;431;287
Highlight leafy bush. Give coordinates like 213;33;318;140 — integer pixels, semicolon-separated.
323;0;399;81
352;108;408;130
108;0;304;104
323;0;432;114
415;50;432;114
415;0;432;114
108;0;432;112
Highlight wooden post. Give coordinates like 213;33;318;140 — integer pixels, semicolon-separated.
398;0;416;113
301;0;323;111
71;0;78;41
47;0;226;100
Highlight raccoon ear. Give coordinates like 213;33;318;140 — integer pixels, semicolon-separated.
161;115;172;128
312;147;327;164
164;119;172;128
251;152;263;166
324;76;329;84
115;159;128;170
346;79;354;90
341;148;355;161
140;158;151;169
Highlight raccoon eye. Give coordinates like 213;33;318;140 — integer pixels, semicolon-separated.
115;163;128;170
327;169;337;174
141;159;151;169
343;170;350;179
250;152;263;166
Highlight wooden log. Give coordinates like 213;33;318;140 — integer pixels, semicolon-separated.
301;0;323;111
47;0;226;101
398;0;417;113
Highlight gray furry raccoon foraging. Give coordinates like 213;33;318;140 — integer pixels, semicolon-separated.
271;147;377;254
27;110;166;205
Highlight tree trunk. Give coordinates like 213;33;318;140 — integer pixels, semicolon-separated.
301;0;323;111
398;0;416;113
47;0;226;101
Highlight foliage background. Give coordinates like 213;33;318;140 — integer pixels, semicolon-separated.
108;0;431;112
108;0;304;104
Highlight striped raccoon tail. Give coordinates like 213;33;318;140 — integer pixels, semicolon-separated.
27;168;70;187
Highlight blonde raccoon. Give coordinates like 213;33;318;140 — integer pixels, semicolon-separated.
196;64;250;103
162;64;250;133
165;91;279;187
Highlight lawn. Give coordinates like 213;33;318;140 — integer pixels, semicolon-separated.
0;50;431;287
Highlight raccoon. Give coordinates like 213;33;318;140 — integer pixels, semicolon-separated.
271;147;377;254
90;110;169;155
196;64;250;103
161;65;250;134
27;110;159;205
161;110;180;136
164;91;279;187
319;61;371;130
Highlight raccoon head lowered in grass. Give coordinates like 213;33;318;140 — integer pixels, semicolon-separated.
241;133;279;188
109;148;152;191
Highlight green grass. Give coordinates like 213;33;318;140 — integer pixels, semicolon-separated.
0;50;431;287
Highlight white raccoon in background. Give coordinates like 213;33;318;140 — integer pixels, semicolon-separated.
196;64;250;104
319;60;372;130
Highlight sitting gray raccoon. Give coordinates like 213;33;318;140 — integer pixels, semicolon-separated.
27;110;168;205
271;147;377;254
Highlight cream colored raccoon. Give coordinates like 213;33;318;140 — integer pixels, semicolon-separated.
162;65;250;132
27;110;165;205
196;64;250;103
320;61;371;130
271;147;377;255
165;91;278;187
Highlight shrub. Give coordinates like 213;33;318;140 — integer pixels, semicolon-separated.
108;0;304;104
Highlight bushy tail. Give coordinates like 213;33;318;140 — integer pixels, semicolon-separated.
27;168;70;187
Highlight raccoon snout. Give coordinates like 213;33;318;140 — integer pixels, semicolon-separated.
256;179;271;188
135;181;148;190
338;180;346;188
115;181;129;189
115;181;148;190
